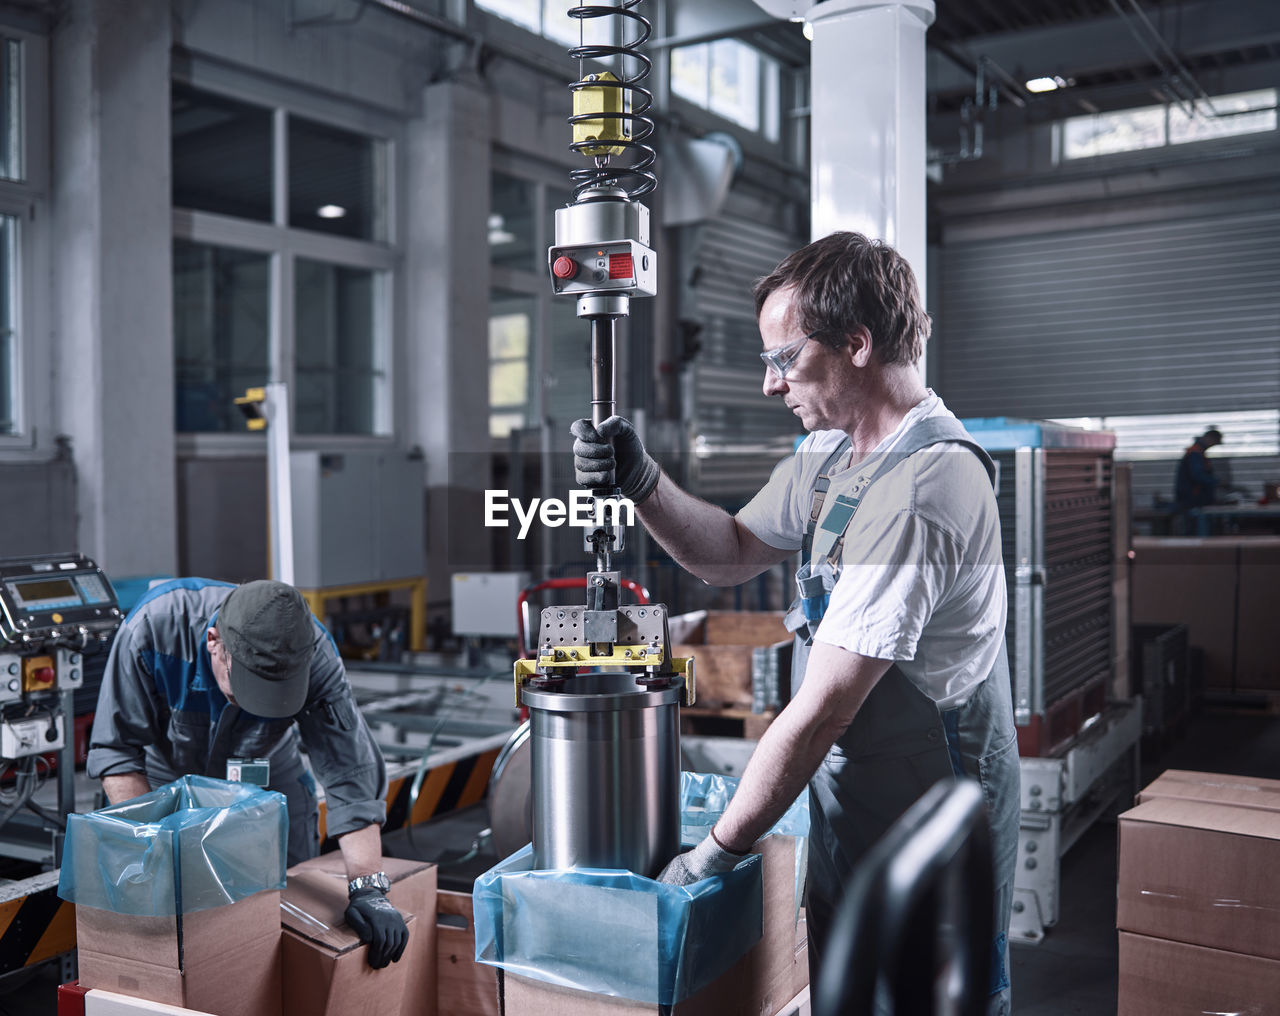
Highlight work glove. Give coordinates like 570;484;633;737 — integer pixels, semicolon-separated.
345;887;409;969
656;831;746;886
570;416;661;504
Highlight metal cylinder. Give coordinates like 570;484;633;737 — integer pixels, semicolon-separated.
522;672;681;877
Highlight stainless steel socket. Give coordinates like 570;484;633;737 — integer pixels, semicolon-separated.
522;672;681;878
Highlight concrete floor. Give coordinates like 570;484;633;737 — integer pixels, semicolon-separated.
4;704;1278;1014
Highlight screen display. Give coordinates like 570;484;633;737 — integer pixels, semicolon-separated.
14;578;76;601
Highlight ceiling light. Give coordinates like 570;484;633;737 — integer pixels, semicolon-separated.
316;204;347;219
487;213;516;246
802;21;814;41
1025;76;1070;94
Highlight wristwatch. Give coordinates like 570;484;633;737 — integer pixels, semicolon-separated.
348;871;391;894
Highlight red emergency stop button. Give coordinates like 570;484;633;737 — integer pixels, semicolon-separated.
552;256;579;280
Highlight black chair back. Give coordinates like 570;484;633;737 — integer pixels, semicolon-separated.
814;778;995;1016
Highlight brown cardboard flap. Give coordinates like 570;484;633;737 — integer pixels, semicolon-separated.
1118;932;1280;1016
438;890;501;1016
1118;800;1280;959
74;888;280;972
1137;769;1280;813
78;919;281;1015
281;854;437;1016
281;916;416;1016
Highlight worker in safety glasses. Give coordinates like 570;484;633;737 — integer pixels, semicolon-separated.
88;578;408;969
572;231;1019;1016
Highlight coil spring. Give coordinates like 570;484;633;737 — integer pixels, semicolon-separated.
566;2;656;200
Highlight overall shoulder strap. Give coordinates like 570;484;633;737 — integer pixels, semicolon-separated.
816;416;998;565
864;415;998;489
800;436;853;563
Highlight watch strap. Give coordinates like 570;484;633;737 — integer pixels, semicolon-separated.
348;871;390;894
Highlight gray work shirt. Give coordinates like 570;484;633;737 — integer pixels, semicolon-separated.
87;578;387;839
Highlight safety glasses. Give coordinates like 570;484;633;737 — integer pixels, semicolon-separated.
760;330;820;380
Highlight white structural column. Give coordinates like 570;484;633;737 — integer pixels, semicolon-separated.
50;0;177;579
807;0;935;286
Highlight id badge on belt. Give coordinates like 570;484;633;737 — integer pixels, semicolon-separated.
227;757;271;786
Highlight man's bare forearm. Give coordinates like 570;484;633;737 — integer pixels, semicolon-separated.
102;772;151;804
637;472;787;585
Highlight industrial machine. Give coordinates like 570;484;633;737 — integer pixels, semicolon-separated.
964;420;1142;943
511;0;695;879
0;553;121;866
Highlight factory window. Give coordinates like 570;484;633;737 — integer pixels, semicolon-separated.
475;0;613;48
1058;88;1276;161
1049;410;1280;460
171;82;396;437
0;29;45;447
0;214;15;435
490;172;537;273
670;39;780;141
294;260;385;434
173;241;270;433
172;84;273;222
288;116;384;241
487;165;574;441
0;38;22;182
489;291;534;439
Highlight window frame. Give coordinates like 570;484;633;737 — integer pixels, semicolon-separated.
487;154;576;447
668;37;783;143
171;66;401;454
1054;87;1278;164
0;24;48;455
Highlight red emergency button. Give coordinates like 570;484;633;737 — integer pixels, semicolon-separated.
553;256;579;280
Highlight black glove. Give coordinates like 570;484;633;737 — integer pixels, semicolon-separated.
570;416;661;504
344;887;409;969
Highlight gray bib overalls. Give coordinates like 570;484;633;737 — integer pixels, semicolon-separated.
784;417;1020;1015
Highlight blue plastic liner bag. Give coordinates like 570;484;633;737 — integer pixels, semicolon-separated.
58;774;287;916
680;769;810;916
473;845;763;1006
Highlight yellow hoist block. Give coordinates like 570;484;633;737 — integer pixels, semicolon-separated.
234;387;268;431
573;71;628;157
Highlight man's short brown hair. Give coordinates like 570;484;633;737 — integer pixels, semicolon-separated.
753;231;930;365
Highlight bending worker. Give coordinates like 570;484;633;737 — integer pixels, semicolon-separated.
1174;427;1222;510
88;578;408;969
572;232;1019;1015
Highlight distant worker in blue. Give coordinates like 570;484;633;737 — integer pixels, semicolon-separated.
88;578;408;969
572;231;1019;1015
1174;427;1223;511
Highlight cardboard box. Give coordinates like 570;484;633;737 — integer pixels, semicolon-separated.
1136;769;1280;813
1131;536;1280;693
1235;541;1280;692
671;611;791;711
75;887;281;1015
1116;797;1280;959
1118;931;1280;1016
499;835;804;1016
281;855;437;1016
437;890;500;1016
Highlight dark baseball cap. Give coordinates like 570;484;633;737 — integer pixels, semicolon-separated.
218;580;317;718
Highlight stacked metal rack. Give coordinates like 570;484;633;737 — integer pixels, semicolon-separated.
963;419;1142;943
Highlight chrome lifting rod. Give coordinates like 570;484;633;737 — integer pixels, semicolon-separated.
590;317;616;429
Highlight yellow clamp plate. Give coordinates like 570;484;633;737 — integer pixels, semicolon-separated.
512;653;696;707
